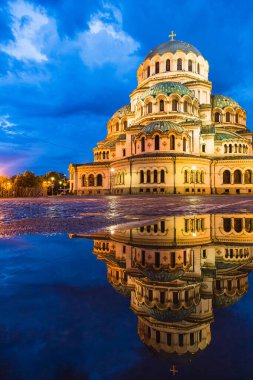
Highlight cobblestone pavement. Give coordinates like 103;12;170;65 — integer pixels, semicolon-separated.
0;195;253;237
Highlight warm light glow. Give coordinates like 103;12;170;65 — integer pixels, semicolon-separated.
192;166;196;170
192;232;197;237
51;177;55;181
110;168;115;172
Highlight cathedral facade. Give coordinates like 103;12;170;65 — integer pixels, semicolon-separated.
69;33;253;195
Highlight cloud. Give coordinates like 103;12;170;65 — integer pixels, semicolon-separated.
0;115;21;135
77;2;141;73
0;0;58;63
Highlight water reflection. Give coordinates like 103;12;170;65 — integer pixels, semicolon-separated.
70;213;253;359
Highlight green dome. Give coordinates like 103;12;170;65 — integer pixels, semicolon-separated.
141;82;194;100
212;95;241;109
140;121;185;135
145;40;203;60
112;104;134;119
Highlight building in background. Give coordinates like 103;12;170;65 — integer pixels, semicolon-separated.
69;32;253;195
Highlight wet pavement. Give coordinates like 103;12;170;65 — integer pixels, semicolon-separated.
1;195;253;237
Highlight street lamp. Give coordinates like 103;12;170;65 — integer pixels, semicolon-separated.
59;181;63;195
192;166;196;194
51;177;55;196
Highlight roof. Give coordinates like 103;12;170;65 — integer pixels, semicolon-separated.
103;133;126;147
141;81;194;100
212;95;241;109
111;104;134;119
139;121;185;135
145;40;202;60
215;132;247;141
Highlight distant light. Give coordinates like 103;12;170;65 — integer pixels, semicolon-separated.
110;168;115;172
192;166;196;170
192;232;197;237
51;177;55;181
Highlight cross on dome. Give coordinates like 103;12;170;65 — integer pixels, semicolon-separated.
169;30;176;41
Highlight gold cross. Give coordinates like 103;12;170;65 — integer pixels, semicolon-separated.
170;364;178;376
169;31;176;41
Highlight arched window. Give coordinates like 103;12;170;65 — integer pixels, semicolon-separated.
155;62;159;74
88;174;95;187
202;145;206;153
223;218;232;232
234;218;243;233
97;174;103;186
197;63;200;74
223;170;231;184
224;144;227;154
188;60;193;71
147;170;151;183
234;170;242;184
183;137;187;152
172;99;178;111
215;112;221;122
147;102;152;114
154;170;158;183
103;151;106;159
200;171;204;183
116;123;119;131
239;144;242;153
147;66;150;77
170;135;175;150
234;144;238;153
107;151;109;159
183;101;188;113
140;170;144;183
159;99;164;112
166;59;170;71
226;112;231;122
184;170;189;183
245;170;252;184
229;144;232;153
141;137;145;152
155;135;160;150
124;120;127;129
81;174;86;187
245;218;253;233
235;113;239;124
177;58;182;70
160;169;165;183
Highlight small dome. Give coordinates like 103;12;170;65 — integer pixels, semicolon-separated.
141;304;194;322
145;40;203;60
112;104;133;119
141;82;194;101
212;95;241;109
140;121;185;135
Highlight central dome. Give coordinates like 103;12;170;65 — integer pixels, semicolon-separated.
145;40;202;60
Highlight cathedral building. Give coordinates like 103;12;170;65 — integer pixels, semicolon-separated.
69;32;253;195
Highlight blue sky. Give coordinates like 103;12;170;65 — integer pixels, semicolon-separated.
0;0;253;176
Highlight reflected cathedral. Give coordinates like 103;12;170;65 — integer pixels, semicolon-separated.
70;213;253;358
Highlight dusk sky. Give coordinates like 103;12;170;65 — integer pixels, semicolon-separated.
0;0;253;176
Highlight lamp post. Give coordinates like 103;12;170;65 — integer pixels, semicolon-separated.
59;181;62;195
192;166;196;194
110;168;115;194
63;174;67;195
51;177;55;196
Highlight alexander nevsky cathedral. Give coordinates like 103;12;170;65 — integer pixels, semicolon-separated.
69;32;253;195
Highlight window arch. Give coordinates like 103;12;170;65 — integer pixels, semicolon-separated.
147;170;151;183
229;144;232;153
200;171;205;183
166;59;170;71
172;99;178;111
183;137;187;152
188;60;193;71
245;170;252;184
81;174;86;187
223;170;231;184
147;66;150;77
140;170;144;183
155;61;159;74
223;218;232;232
239;144;242;153
234;170;242;184
170;135;175;150
184;170;189;183
215;112;221;122
235;113;239;124
147;102;152;114
97;174;103;186
141;137;145;152
88;174;95;187
183;101;188;113
197;63;200;74
160;169;165;183
202;144;206;153
177;58;182;70
123;120;128;129
154;170;158;183
155;135;160;150
103;151;106;159
159;99;164;112
116;122;119;131
226;112;231;122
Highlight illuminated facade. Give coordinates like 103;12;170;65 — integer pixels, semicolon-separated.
69;33;253;195
70;213;253;356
